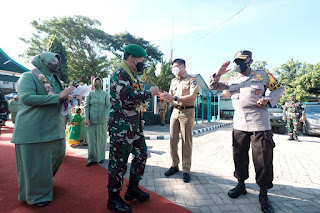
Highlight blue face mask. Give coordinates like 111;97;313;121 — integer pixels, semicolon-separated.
235;62;250;73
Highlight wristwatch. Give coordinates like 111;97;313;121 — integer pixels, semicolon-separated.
174;96;178;101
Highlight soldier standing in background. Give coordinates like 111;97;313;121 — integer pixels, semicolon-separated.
9;95;22;124
158;100;167;126
107;44;159;213
210;50;284;213
282;93;305;141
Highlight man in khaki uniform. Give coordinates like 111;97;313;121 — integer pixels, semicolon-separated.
158;100;167;125
160;58;199;183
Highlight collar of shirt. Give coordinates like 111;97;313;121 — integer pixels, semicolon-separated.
176;71;188;80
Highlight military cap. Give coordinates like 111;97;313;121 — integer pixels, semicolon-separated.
289;93;296;97
234;50;252;61
123;44;147;57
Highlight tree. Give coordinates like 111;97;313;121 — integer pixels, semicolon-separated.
273;60;320;104
20;16;112;83
157;59;174;92
46;35;68;82
140;62;157;84
252;60;268;70
20;16;164;83
104;32;163;68
273;59;301;87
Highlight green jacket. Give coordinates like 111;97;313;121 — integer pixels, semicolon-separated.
11;52;65;144
85;87;110;124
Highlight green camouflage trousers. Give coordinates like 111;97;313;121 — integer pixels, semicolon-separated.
107;131;148;193
286;118;299;136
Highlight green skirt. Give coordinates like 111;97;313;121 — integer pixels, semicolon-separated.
15;139;66;205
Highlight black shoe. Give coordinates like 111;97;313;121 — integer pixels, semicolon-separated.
288;134;294;140
125;186;150;201
259;188;274;213
228;183;247;198
99;160;104;164
107;194;131;213
183;173;191;183
36;201;50;207
164;166;179;176
86;161;97;167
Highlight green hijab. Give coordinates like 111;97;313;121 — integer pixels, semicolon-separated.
31;52;59;77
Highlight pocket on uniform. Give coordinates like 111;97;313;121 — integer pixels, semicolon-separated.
264;130;276;149
229;85;239;99
251;84;264;97
182;84;190;90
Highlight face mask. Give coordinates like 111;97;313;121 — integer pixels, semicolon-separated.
47;63;59;72
94;83;102;90
133;57;144;73
172;67;180;76
136;62;144;72
235;62;250;73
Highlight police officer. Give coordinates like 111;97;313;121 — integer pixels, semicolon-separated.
282;93;305;141
210;51;284;213
107;44;159;213
158;100;167;125
159;58;199;183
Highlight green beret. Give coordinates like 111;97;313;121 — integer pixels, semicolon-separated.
289;93;296;97
124;44;147;57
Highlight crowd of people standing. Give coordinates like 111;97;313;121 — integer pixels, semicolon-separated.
4;44;293;213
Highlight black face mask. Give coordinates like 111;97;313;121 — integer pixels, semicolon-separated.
235;62;250;73
133;57;144;73
47;63;59;72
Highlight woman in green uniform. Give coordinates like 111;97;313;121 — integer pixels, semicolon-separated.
9;95;22;124
85;78;110;166
11;52;75;207
68;108;83;146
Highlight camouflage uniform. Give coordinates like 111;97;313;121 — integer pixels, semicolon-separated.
107;61;152;193
283;100;304;138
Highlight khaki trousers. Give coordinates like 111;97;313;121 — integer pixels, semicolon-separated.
170;108;195;173
159;110;166;125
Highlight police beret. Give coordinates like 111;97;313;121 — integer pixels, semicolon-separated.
289;93;296;97
234;50;252;61
123;44;147;57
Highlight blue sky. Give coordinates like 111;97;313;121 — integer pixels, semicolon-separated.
1;0;319;85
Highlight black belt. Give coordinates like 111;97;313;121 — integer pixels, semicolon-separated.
174;105;194;110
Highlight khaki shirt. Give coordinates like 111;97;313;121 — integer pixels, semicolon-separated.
210;69;285;131
158;101;167;110
169;71;200;106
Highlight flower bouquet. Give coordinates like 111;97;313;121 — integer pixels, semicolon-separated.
60;81;91;115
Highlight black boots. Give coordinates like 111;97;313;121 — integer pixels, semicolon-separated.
107;192;131;213
288;134;294;140
125;180;150;201
228;181;247;198
259;187;274;213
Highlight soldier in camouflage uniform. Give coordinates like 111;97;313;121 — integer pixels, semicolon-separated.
282;93;305;141
107;44;159;213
